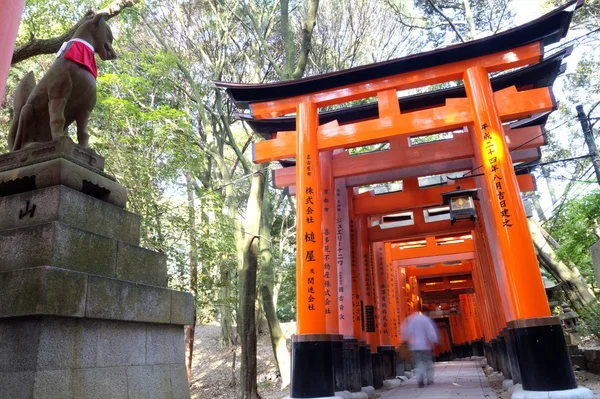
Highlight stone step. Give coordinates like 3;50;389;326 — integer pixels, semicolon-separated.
0;185;140;245
571;355;587;370
0;221;166;287
567;344;581;356
0;266;193;324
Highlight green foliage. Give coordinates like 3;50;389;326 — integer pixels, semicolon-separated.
548;190;600;286
276;260;297;322
578;301;600;339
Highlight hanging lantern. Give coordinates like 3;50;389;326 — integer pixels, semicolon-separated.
441;187;479;225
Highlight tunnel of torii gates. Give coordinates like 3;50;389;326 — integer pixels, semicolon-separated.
216;2;592;399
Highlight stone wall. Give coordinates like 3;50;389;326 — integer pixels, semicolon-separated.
582;348;600;374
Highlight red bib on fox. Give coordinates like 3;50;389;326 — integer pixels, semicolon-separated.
62;41;98;79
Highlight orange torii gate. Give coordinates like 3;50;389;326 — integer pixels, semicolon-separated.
216;2;592;398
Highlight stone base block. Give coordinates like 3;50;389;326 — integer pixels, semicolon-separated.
371;353;384;389
509;318;577;391
360;386;375;397
0;266;193;324
359;345;373;388
0;155;126;207
0;316;190;399
0;137;104;171
342;338;361;393
503;379;515;390
511;387;594;399
0;221;167;287
382;379;402;389
347;391;368;399
0;186;139;245
291;335;336;398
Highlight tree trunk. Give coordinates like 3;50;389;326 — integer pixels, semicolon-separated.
185;310;196;380
220;263;236;347
259;179;291;388
541;166;558;205
238;164;266;399
185;172;198;377
531;193;547;222
256;290;269;335
462;0;476;40
529;219;598;312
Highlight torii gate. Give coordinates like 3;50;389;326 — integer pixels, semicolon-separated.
217;2;592;398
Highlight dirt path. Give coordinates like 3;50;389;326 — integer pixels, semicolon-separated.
190;323;294;399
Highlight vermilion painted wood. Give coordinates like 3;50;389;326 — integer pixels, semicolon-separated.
295;102;326;334
320;151;339;334
344;147;540;188
347;187;363;338
373;242;391;346
249;42;542;119
471;255;495;340
391;238;475;261
334;178;354;336
253;85;552;163
385;242;400;347
353;173;534;217
0;1;25;101
471;133;516;325
368;219;474;243
369;243;382;349
418;276;474;293
395;252;476;267
404;262;473;279
465;66;551;320
272;125;544;188
357;215;379;348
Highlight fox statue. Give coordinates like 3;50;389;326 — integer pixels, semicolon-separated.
7;12;116;152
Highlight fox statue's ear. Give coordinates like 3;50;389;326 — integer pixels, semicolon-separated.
92;13;107;26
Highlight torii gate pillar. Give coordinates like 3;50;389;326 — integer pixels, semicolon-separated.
292;101;340;399
0;0;25;101
464;66;580;395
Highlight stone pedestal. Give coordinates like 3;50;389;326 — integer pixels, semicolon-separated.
0;140;194;399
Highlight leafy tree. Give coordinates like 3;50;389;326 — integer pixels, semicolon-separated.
383;0;514;46
549;190;600;286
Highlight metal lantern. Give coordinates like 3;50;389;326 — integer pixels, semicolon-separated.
441;187;479;225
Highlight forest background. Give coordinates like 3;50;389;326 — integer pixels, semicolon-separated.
2;0;600;398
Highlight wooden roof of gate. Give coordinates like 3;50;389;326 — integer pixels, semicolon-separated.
236;47;572;139
214;0;582;110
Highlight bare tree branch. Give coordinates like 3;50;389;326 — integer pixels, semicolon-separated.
11;0;140;65
425;0;466;43
291;0;320;79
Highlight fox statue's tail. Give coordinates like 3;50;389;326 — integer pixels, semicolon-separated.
7;71;35;151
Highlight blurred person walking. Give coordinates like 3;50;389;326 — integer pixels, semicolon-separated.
401;306;440;388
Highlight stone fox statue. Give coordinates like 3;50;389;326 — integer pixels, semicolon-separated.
8;13;116;152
